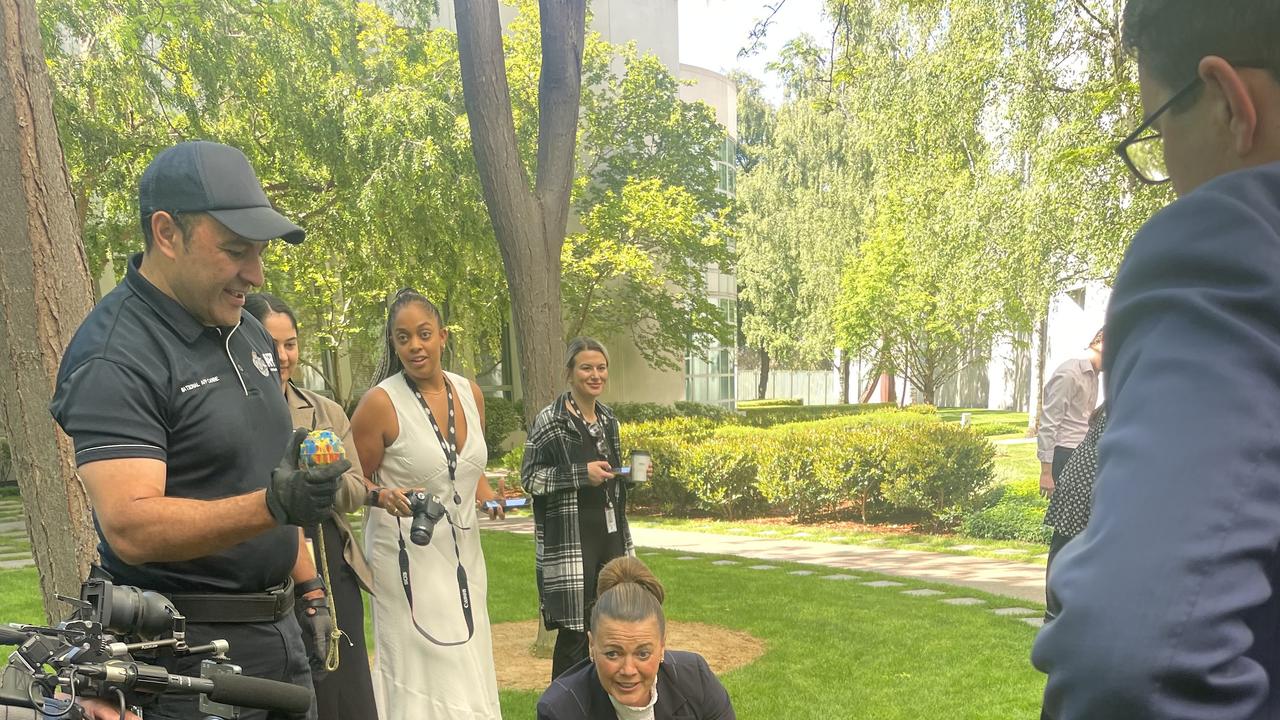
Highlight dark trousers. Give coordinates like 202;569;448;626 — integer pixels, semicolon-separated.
1041;446;1078;720
551;509;626;680
305;519;378;720
1044;445;1077;619
136;614;316;720
552;627;590;680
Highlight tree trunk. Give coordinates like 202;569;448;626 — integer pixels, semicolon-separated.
455;0;583;426
756;346;770;400
838;350;851;404
0;0;99;621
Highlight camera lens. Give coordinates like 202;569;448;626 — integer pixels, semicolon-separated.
111;586;178;639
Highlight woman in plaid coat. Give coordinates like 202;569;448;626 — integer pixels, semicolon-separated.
522;337;636;680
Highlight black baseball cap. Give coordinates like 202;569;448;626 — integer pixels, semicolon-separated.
138;141;305;244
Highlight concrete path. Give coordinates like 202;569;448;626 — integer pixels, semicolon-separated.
481;516;1046;604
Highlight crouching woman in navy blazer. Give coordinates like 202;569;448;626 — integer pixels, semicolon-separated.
536;557;735;720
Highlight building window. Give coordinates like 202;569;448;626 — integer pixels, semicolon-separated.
716;136;736;196
685;296;737;408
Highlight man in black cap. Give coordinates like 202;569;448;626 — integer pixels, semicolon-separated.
50;141;349;719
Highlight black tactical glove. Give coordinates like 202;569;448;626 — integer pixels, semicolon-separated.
266;428;351;526
296;592;332;680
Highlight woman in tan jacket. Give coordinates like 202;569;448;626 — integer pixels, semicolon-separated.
246;293;378;720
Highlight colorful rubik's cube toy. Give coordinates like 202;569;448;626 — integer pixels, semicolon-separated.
299;429;346;468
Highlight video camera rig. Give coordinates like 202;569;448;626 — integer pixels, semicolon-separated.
0;579;310;719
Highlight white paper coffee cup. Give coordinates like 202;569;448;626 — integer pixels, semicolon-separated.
631;450;651;483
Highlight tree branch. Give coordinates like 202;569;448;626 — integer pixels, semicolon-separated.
532;0;586;247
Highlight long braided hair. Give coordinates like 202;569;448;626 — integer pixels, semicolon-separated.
369;288;446;387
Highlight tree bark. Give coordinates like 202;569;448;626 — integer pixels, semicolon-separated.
0;0;99;620
756;346;770;400
455;0;583;427
838;350;851;404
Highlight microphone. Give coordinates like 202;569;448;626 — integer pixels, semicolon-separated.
0;627;28;646
76;662;311;714
204;672;312;715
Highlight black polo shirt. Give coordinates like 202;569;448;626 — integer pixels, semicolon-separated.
50;253;295;594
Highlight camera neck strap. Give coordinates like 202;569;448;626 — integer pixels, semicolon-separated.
403;371;462;506
395;517;475;647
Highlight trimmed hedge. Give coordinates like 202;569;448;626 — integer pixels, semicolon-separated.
609;401;735;424
736;398;803;408
738;402;895;427
620;410;994;524
961;478;1051;543
972;422;1027;437
483;396;525;461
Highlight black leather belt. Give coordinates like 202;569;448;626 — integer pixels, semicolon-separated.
167;579;294;624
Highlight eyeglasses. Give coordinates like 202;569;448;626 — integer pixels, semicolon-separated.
1116;77;1202;185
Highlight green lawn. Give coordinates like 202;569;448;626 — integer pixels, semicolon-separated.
629;515;1048;564
483;531;1045;718
993;439;1040;487
0;532;1045;718
937;408;1029;428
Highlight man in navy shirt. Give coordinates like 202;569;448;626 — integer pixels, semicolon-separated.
50;141;349;719
1033;2;1280;718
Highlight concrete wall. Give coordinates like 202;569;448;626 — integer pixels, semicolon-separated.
679;64;737;137
431;0;679;74
600;331;685;406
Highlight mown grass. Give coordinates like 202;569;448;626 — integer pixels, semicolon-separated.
0;532;1045;719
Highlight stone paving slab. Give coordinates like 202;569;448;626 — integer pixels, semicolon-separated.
820;574;860;581
748;565;778;570
901;589;945;597
676;556;699;561
788;570;815;576
862;580;905;588
1023;617;1045;628
482;517;1046;603
993;607;1040;617
0;559;33;570
942;597;986;606
711;560;739;566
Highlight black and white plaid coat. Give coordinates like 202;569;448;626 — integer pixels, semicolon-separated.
521;393;635;632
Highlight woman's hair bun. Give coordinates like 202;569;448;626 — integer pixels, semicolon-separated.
596;556;665;605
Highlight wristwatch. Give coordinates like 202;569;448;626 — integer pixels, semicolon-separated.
367;487;384;507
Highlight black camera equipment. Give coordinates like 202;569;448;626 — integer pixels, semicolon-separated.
393;492;475;648
0;578;311;720
406;491;447;547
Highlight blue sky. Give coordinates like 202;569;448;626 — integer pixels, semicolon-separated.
677;0;831;105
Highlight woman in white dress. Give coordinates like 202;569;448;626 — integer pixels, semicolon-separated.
351;288;503;719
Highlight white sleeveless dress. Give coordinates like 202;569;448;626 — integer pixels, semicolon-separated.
365;371;500;719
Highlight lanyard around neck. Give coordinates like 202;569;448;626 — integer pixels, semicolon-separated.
404;371;462;506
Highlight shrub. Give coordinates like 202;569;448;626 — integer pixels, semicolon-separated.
611;402;683;424
739;402;894;427
736;398;803;408
973;422;1027;437
962;479;1052;543
495;445;525;472
903;403;939;415
484;396;525;461
673;401;737;422
618;409;994;527
881;424;995;528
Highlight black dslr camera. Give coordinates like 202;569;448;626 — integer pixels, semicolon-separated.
0;578;310;719
407;491;447;546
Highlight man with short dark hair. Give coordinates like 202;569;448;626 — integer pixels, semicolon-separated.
1032;2;1280;718
50;141;349;719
